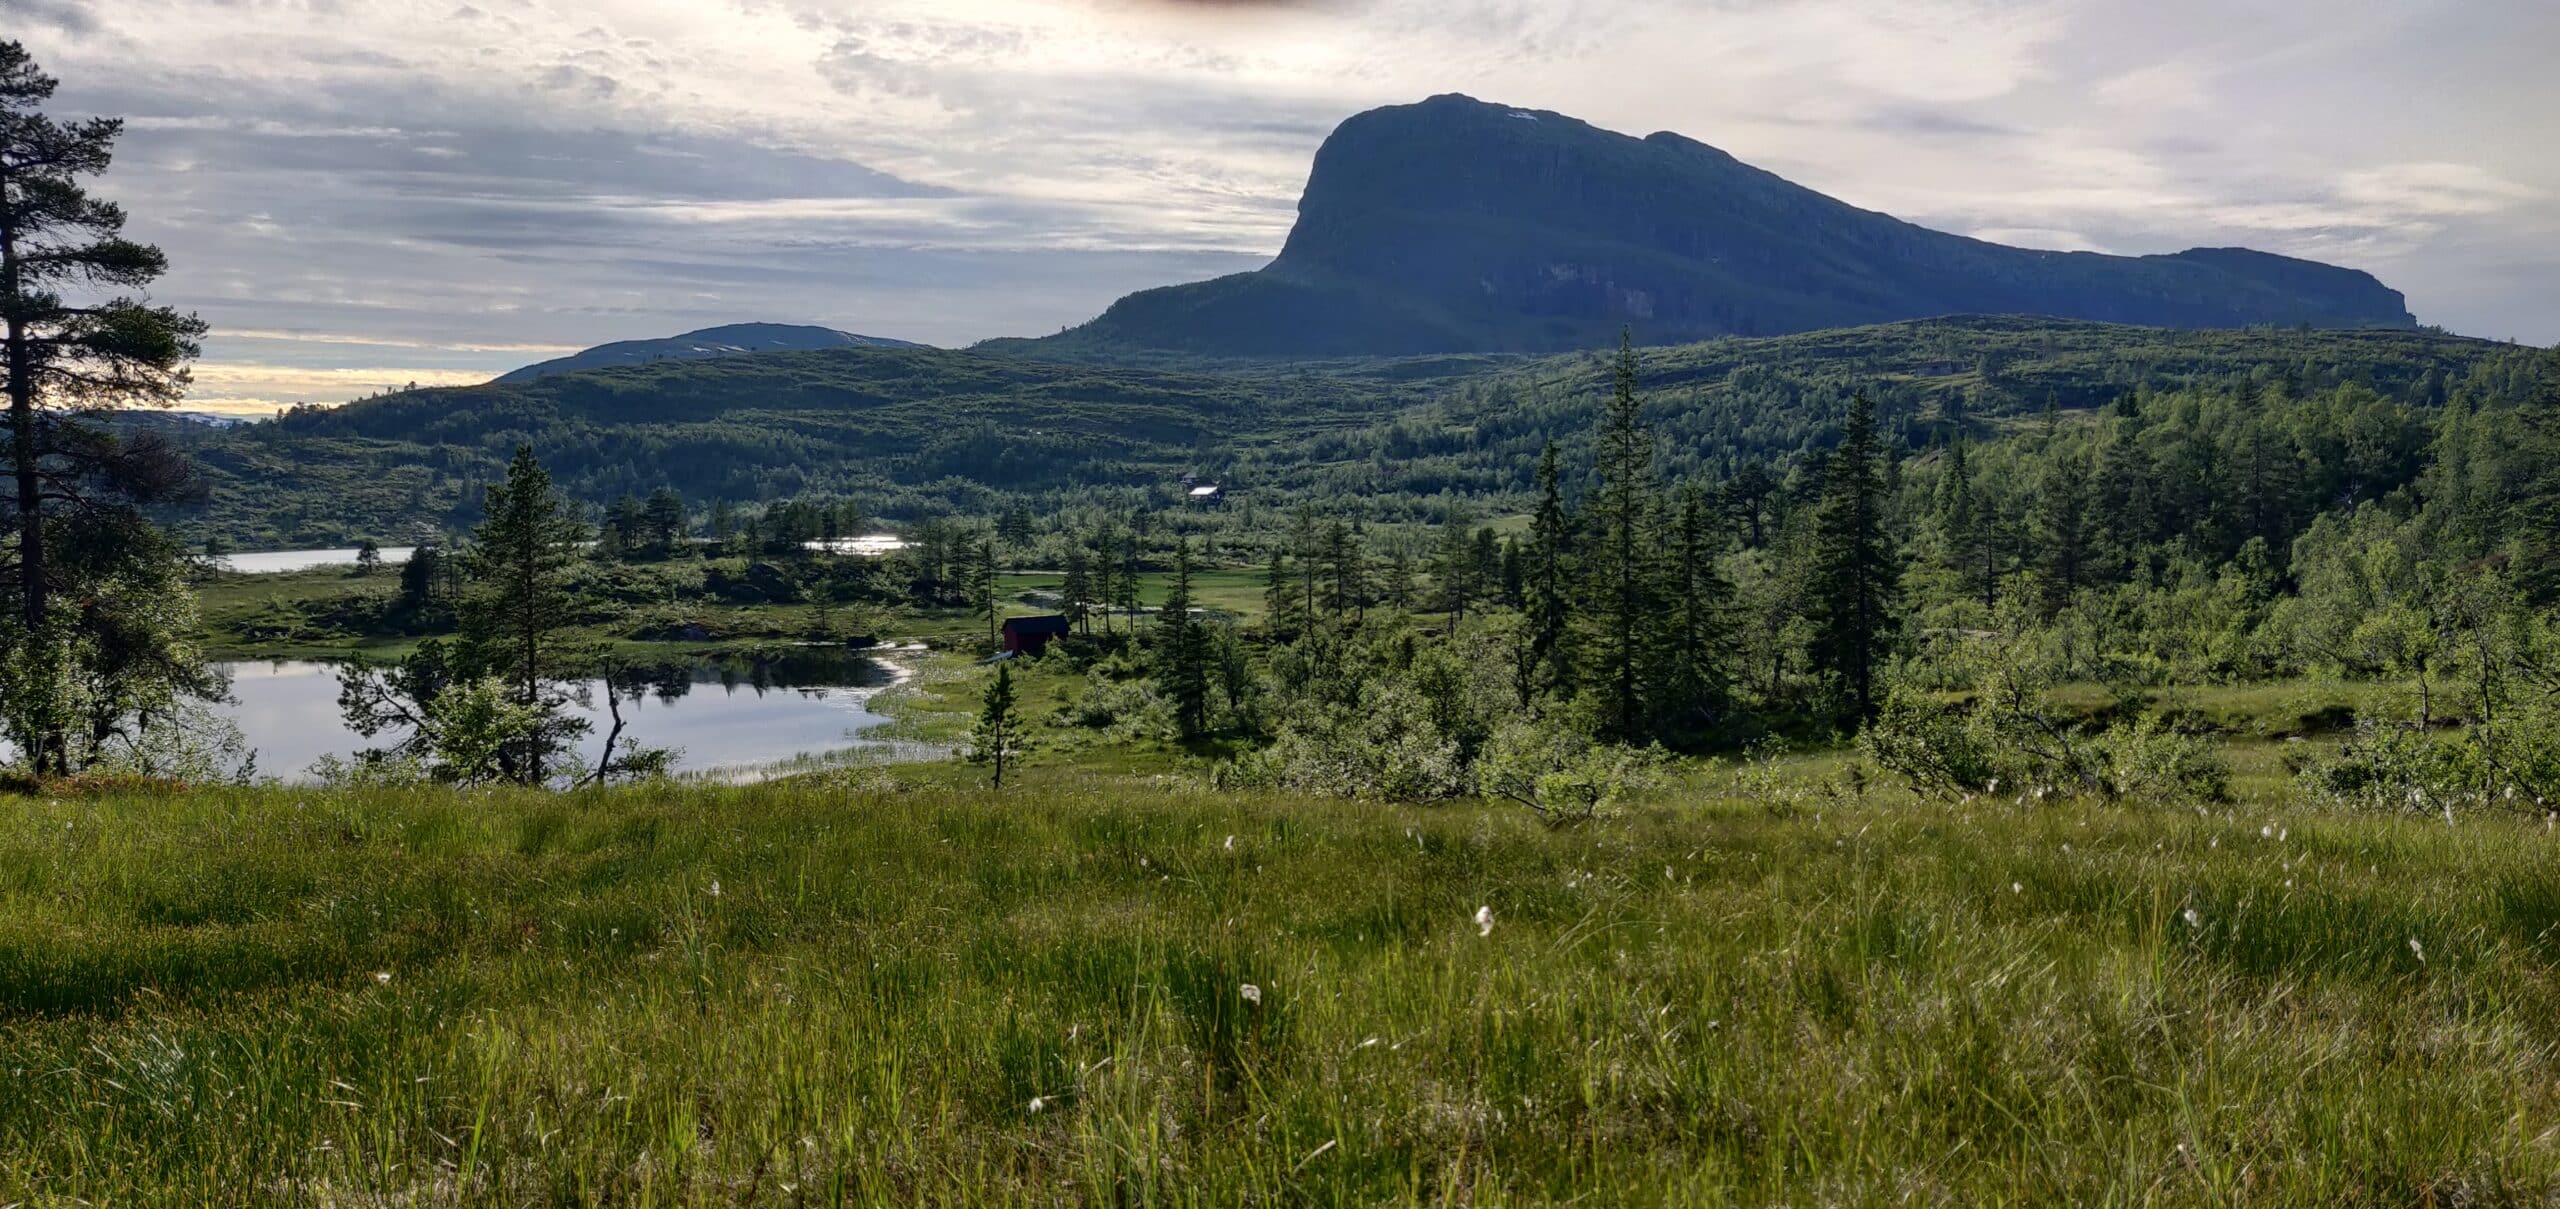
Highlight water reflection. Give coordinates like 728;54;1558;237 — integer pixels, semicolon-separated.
216;546;418;574
217;649;918;783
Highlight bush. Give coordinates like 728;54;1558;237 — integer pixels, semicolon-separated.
1479;719;1664;824
1218;682;1469;802
1863;680;2228;804
1053;679;1172;739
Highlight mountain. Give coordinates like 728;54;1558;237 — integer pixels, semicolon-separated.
998;95;2416;359
496;323;927;384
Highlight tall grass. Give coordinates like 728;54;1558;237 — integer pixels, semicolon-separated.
5;771;2560;1203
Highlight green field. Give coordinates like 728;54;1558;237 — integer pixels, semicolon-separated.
8;762;2560;1203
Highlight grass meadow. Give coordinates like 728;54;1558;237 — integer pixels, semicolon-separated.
8;761;2560;1204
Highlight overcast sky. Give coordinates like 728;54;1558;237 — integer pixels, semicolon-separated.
13;0;2556;414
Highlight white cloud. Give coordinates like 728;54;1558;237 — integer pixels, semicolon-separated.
2337;162;2541;217
12;0;2553;410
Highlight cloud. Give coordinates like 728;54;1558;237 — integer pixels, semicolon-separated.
6;0;2551;413
180;364;500;416
2337;162;2540;217
10;0;96;34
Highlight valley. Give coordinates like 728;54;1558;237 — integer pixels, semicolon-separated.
6;25;2560;1204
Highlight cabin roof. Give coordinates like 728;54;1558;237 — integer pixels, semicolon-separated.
1002;614;1073;635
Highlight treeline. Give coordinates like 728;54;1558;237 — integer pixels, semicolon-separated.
174;317;2538;550
996;335;2560;814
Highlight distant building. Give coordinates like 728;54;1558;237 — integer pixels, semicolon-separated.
1186;483;1225;506
1001;614;1073;655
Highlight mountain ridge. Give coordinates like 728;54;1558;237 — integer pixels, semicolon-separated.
496;323;927;384
992;95;2415;359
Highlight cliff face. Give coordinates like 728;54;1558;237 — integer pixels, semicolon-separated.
1028;95;2415;358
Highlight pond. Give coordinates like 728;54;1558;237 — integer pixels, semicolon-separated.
214;649;928;783
218;546;418;575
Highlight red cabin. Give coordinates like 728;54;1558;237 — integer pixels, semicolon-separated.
1001;614;1072;655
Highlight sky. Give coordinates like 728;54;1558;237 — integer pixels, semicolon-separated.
12;0;2556;415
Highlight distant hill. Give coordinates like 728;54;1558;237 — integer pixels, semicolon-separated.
995;95;2416;359
497;323;927;384
180;318;2529;548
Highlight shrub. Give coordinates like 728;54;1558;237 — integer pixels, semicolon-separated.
1479;719;1664;824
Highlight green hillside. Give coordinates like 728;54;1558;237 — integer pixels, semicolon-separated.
181;319;2531;547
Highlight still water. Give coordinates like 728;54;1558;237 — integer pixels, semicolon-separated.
217;547;418;574
218;534;910;575
218;650;919;783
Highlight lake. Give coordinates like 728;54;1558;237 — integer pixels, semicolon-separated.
217;533;909;575
216;649;925;783
218;546;417;574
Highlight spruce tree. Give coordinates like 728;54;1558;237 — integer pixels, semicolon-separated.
1090;525;1119;638
1431;510;1480;634
1934;440;1978;584
1154;538;1210;738
969;529;999;643
974;664;1021;788
1969;474;2008;608
1654;479;1733;742
1261;544;1298;638
1061;544;1094;635
1585;331;1659;742
1118;520;1144;631
2034;450;2092;614
1524;441;1573;696
2093;435;2157;584
1806;391;1900;725
2514;350;2560;602
1321;518;1357;620
1382;541;1415;612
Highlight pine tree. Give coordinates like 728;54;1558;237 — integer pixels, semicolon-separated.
1585;331;1659;742
1725;459;1776;549
1154;539;1210;738
642;487;687;558
459;445;591;784
974;664;1021;788
604;494;645;562
1806;391;1900;724
0;42;207;774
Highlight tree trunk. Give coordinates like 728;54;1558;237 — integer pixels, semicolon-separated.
3;217;63;774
